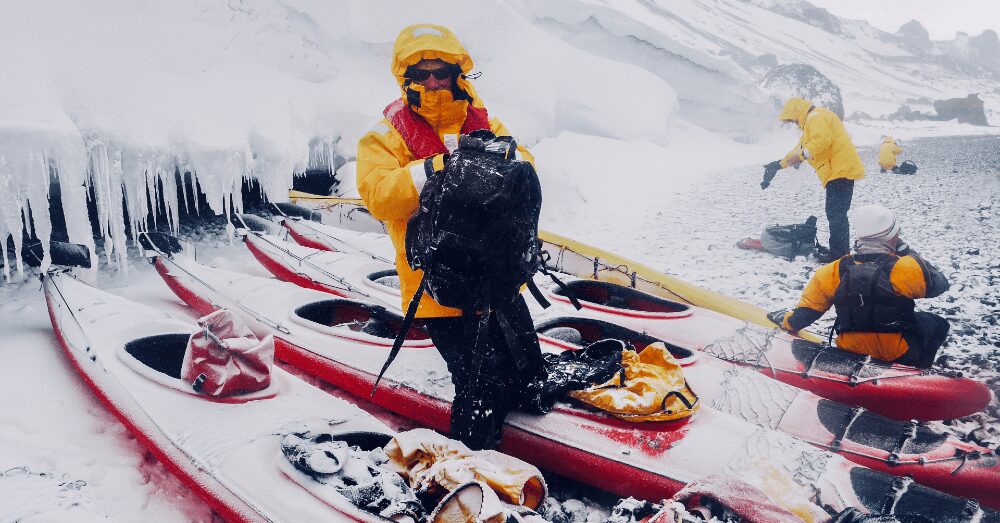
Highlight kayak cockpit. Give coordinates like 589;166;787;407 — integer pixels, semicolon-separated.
549;280;692;319
535;316;697;365
120;333;278;400
365;269;401;292
125;333;188;378
291;299;432;346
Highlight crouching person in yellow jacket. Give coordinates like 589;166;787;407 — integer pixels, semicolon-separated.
356;24;541;450
768;205;950;368
878;136;902;173
761;97;865;261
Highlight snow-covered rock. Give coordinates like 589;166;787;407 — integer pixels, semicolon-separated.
761;63;845;119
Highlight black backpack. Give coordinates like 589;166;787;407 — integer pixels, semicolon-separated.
372;131;579;393
405;132;542;311
895;160;917;175
760;216;818;261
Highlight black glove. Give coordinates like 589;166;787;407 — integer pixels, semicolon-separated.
767;309;789;328
761;160;782;189
458;131;517;159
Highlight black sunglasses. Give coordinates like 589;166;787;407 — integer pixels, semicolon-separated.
407;67;457;82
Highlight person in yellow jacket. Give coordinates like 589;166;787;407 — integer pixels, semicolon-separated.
767;205;950;368
356;24;541;450
761;97;865;261
878;136;903;173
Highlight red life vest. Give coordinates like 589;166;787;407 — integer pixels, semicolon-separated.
382;98;491;160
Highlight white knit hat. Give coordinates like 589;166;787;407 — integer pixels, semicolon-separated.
851;204;900;240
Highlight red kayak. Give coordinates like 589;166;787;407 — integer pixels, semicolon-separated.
42;272;432;523
542;279;991;422
263;218;991;423
533;315;1000;507
149;251;1000;518
236;229;1000;506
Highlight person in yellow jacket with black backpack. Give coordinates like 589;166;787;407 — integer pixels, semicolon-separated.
761;97;866;262
356;24;542;450
768;205;950;368
878;136;903;173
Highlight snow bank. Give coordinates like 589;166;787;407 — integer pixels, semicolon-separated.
535;122;786;215
0;0;679;277
514;0;776;139
519;0;1000;135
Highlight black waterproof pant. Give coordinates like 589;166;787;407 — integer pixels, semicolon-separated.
423;295;543;450
825;179;854;259
895;312;950;368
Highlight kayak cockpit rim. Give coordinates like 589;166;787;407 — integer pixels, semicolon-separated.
276;431;406;522
119;333;280;401
363;269;402;294
549;279;693;320
289;298;434;347
535;316;698;366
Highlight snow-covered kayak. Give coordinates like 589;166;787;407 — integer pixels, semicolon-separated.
42;272;442;523
236;230;1000;506
533;315;1000;507
541;279;991;422
149;253;1000;520
247;222;991;422
240;230;395;303
271;205;991;421
283;195;817;341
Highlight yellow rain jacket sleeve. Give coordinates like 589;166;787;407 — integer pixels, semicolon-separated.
356;24;533;318
778;97;865;187
569;343;699;422
782;255;939;361
878;137;903;170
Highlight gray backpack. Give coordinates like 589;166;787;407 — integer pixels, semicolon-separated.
760;216;818;261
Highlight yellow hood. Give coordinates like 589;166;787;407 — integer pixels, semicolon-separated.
391;23;481;107
883;136;896;145
778;97;813;128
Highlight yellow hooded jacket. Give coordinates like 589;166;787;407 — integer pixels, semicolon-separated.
778;97;865;187
356;24;534;318
878;136;902;170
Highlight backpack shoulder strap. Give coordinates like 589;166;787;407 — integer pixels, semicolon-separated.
372;275;426;396
837;255;855;276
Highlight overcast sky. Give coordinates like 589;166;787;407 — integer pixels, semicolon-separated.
809;0;1000;40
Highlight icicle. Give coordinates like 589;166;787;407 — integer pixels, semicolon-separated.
86;139;129;276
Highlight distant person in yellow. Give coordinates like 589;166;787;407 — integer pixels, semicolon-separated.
356;24;540;450
760;97;865;262
878;136;903;173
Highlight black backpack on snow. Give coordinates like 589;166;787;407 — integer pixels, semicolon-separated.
895;160;917;175
760;216;818;261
